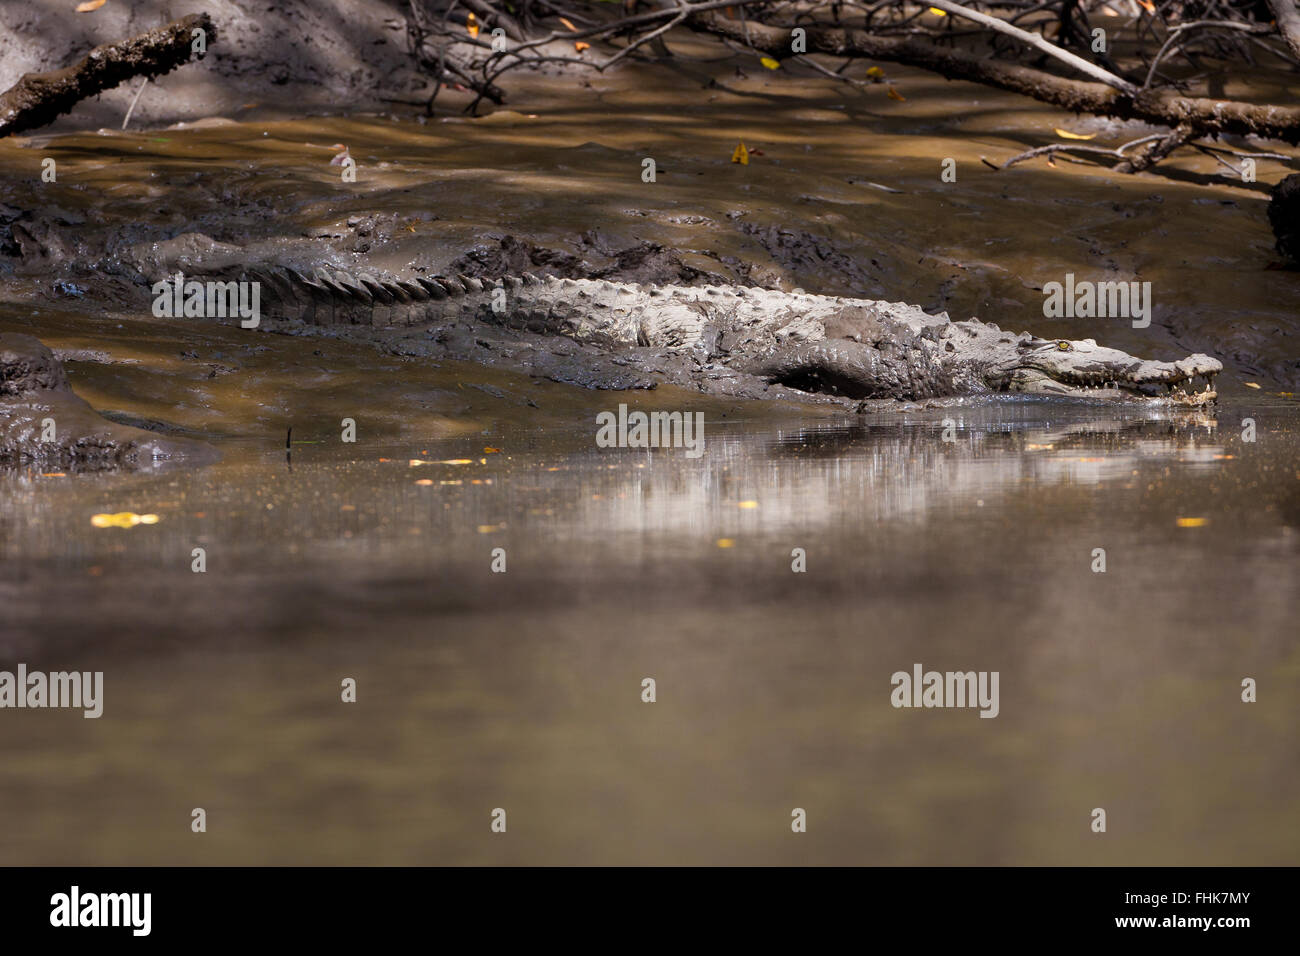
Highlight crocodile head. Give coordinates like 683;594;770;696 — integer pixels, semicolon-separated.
982;336;1223;404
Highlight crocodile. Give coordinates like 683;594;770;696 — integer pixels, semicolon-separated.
188;264;1224;405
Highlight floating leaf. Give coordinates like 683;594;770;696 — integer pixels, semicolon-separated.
466;12;479;37
75;0;107;11
1175;517;1208;528
731;140;749;165
415;478;434;486
737;500;759;509
759;56;781;70
558;16;578;31
716;538;735;548
1136;0;1155;11
866;66;885;81
928;6;947;14
91;512;159;529
484;447;502;453
1054;128;1096;140
1243;382;1261;389
575;41;590;53
887;85;906;101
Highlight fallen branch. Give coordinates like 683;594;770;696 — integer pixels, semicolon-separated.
1113;121;1195;173
925;0;1137;94
0;13;216;138
690;11;1300;144
996;133;1164;168
1267;0;1300;61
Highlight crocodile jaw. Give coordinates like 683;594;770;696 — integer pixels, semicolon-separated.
988;340;1223;404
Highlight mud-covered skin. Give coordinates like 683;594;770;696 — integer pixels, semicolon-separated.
219;265;1223;405
0;333;217;469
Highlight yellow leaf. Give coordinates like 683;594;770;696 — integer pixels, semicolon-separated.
1137;0;1155;11
928;6;947;14
731;140;749;164
1243;382;1261;389
1054;128;1096;140
716;538;735;548
760;57;781;70
410;458;474;466
559;16;578;31
1175;517;1208;528
466;12;479;37
415;479;433;485
737;500;759;509
575;41;590;53
887;85;906;101
866;66;885;80
75;0;107;11
91;512;159;529
484;447;502;453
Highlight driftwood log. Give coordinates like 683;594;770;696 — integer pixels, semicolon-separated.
0;13;216;138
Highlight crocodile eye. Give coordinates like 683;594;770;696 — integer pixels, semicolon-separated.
1057;341;1072;351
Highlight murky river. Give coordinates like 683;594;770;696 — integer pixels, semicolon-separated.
1;395;1296;864
0;57;1297;863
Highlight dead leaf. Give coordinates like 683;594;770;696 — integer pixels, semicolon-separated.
466;12;479;37
866;66;885;82
1054;128;1096;140
887;85;906;101
75;0;107;11
575;41;590;53
484;447;502;453
1175;517;1208;528
928;6;947;14
759;57;781;70
91;512;159;529
1244;382;1261;389
558;16;578;31
731;141;749;165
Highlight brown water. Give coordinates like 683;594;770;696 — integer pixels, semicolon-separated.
1;398;1297;865
1;46;1298;864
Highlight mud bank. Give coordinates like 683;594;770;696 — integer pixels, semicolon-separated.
0;331;216;469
